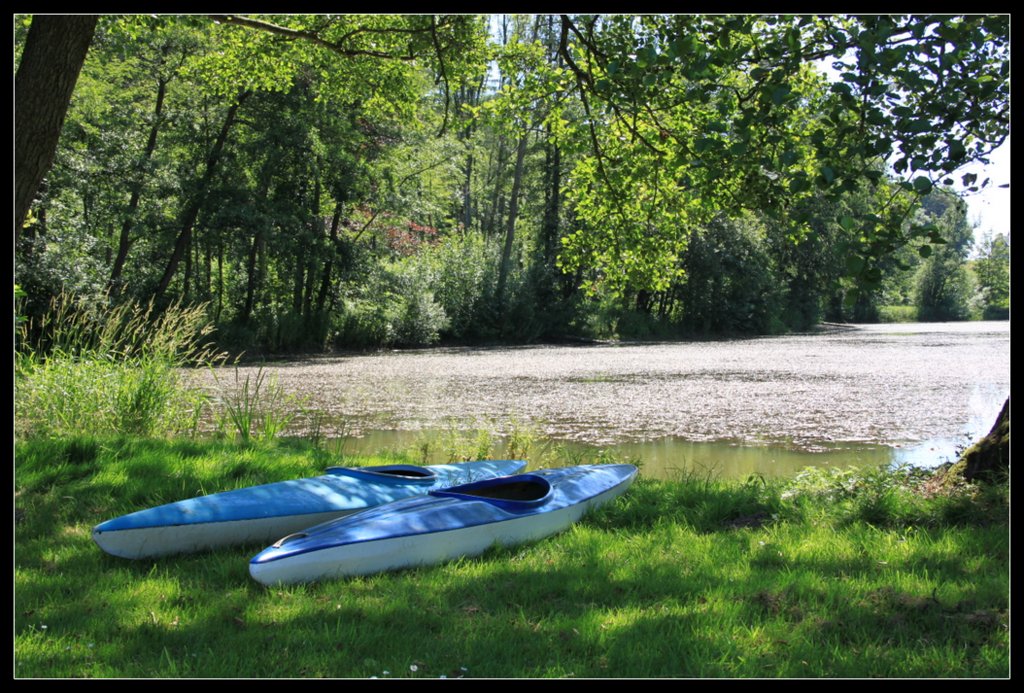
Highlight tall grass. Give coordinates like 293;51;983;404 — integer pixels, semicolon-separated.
15;292;225;439
211;367;305;443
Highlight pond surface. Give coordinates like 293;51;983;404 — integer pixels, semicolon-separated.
201;322;1009;479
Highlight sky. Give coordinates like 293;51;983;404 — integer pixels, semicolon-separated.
960;135;1011;245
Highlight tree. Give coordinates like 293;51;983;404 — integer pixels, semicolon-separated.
973;232;1010;319
912;191;975;321
958;398;1009;482
15;15;98;235
551;15;1009;298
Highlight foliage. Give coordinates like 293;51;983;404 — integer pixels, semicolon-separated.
911;192;976;321
780;462;1007;528
971;232;1010;320
876;305;918;323
676;213;786;334
554;15;1008;298
14;14;1010;355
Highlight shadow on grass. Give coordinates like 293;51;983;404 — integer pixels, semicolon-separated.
15;516;1009;678
14;438;1009;677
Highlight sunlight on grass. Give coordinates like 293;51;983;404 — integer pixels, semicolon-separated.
14;436;1008;678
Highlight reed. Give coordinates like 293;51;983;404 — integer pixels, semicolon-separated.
15;293;224;439
210;367;305;443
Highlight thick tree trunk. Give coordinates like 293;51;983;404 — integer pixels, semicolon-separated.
15;15;98;236
109;76;168;297
153;91;250;305
960;398;1009;482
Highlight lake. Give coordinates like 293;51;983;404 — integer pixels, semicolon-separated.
200;322;1009;480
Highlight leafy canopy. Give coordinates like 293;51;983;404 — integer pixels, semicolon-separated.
545;15;1008;294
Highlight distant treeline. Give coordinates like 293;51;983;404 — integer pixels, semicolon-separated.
15;15;1009;353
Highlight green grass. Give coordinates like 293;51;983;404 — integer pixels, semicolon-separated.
15;437;1008;678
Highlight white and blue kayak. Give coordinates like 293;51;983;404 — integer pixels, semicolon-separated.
92;460;527;559
249;464;638;585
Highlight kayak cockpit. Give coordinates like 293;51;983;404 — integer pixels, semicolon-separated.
325;464;437;484
431;474;552;508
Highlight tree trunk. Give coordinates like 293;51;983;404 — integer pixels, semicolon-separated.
960;397;1009;482
316;200;344;314
542;134;561;265
496;132;528;307
153;90;250;305
15;15;98;236
241;228;263;326
109;76;168;297
463;151;474;231
486;136;508;235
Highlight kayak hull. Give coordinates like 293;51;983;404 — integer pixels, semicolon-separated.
92;460;527;559
249;464;637;585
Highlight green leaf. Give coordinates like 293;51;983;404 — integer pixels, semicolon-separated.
789;176;810;194
845;254;865;275
839;215;857;231
905;119;932;134
913;176;933;194
694;137;720;153
770;85;791;105
918;244;932;258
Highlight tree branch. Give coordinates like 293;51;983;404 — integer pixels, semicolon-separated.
207;15;418;61
430;16;452;137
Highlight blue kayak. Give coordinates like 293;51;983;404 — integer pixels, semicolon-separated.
249;464;638;585
92;460;527;559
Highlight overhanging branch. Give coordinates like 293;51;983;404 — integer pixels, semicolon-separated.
207;14;418;61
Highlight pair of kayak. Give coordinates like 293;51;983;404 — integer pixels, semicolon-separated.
92;460;638;585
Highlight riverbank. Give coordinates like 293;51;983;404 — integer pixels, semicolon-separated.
15;436;1008;678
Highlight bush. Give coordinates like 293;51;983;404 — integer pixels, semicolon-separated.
332;258;450;349
915;256;976;321
780;463;1000;528
677;213;786;334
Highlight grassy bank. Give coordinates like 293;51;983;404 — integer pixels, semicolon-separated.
14;436;1008;678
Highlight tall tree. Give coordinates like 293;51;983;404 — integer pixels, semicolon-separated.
153;90;251;305
15;15;98;235
973;232;1010;319
552;15;1009;297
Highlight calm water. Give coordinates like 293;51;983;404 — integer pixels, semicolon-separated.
201;322;1009;479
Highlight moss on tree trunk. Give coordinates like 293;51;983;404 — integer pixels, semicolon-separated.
959;397;1009;482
